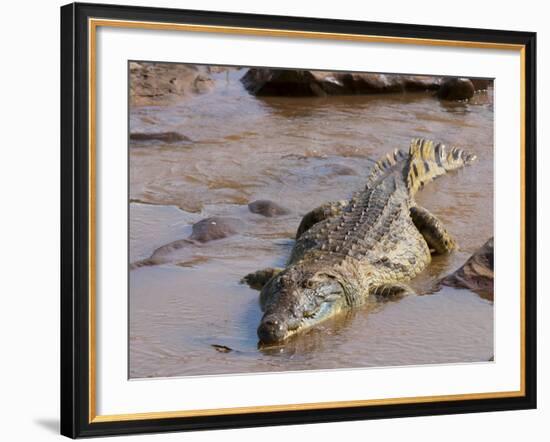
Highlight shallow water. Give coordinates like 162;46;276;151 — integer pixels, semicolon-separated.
129;68;494;378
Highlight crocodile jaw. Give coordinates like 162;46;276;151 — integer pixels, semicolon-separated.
257;279;347;345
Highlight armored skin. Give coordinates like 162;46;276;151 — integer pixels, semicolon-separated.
244;138;476;345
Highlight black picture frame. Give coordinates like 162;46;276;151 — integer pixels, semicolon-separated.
61;2;537;438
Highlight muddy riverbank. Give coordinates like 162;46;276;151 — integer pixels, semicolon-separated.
129;67;494;378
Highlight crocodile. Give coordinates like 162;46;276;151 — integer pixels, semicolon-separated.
243;138;476;345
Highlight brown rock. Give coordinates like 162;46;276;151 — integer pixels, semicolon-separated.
336;72;405;94
241;69;327;96
130;61;214;106
129;132;192;143
441;237;494;299
241;69;442;97
402;75;443;91
248;200;290;217
240;69;494;99
189;217;242;242
129;216;241;270
437;78;475;101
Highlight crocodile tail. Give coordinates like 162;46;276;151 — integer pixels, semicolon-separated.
406;138;476;195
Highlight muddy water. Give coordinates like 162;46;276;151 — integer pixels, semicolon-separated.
129;69;494;378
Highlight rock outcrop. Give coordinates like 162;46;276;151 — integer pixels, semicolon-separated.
241;69;442;97
440;237;494;299
241;69;491;101
437;78;475;101
130;61;214;106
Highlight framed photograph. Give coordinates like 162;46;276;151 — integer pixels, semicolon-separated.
60;2;536;438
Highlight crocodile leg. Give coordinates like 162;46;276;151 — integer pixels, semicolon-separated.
296;200;348;238
410;205;457;254
241;267;283;290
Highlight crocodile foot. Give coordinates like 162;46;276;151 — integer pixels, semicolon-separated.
241;267;283;290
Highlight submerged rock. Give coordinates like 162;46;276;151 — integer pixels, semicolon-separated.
315;163;358;177
248;200;290;217
130;216;242;269
189;217;242;242
129;132;192;143
441;237;494;298
437;78;475;101
130;61;214;106
211;344;233;353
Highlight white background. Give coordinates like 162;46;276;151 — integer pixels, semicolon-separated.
0;0;546;440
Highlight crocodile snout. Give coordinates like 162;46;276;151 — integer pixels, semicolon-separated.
257;314;288;344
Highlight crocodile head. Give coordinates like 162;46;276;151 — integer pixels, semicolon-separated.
257;267;347;345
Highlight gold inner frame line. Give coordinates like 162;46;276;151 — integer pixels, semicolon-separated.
88;17;527;423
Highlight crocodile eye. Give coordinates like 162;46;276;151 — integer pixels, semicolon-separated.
303;307;318;318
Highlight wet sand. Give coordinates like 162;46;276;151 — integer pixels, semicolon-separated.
129;68;493;378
